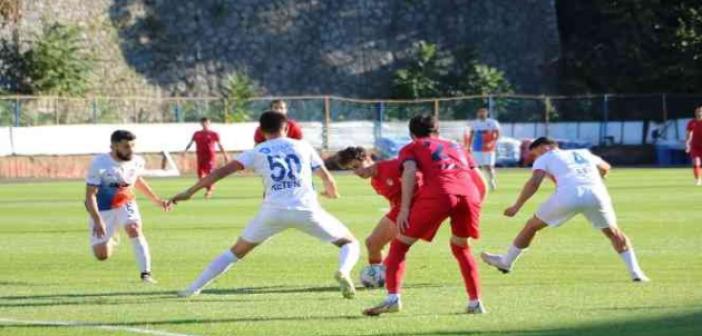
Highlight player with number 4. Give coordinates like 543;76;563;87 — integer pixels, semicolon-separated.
170;111;360;299
481;137;649;283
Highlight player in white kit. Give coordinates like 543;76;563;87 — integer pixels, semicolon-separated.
84;130;172;283
171;111;360;298
481;137;649;282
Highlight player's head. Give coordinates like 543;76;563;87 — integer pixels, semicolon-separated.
409;114;439;139
695;106;702;120
528;136;559;158
270;99;288;115
200;117;210;130
336;146;375;178
110;130;136;161
477;107;489;120
259;110;288;139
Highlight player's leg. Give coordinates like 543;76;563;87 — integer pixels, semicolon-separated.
485;152;497;190
179;209;281;297
89;210;119;261
298;209;360;299
691;153;702;185
365;215;398;265
584;193;649;282
448;196;484;314
120;202;155;283
197;161;216;198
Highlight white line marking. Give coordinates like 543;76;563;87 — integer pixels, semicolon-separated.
0;317;197;336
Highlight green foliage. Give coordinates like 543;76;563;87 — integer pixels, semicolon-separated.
23;23;94;96
220;71;260;122
557;0;702;93
392;41;512;99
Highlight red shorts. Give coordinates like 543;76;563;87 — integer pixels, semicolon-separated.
385;205;401;223
197;160;215;178
690;147;702;161
404;194;481;242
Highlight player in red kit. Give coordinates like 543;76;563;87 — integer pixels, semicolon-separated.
253;100;304;144
364;114;487;316
183;117;228;198
685;106;702;186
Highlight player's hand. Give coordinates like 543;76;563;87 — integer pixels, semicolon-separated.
320;189;340;199
504;205;520;217
156;199;173;212
685;145;691;154
396;208;410;233
170;191;192;205
93;220;107;239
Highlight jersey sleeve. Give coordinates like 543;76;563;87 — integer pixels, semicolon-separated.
688;120;695;132
288;121;304;140
309;146;324;170
213;132;220;142
253;128;265;144
235;149;257;170
586;150;606;166
134;156;146;177
532;155;548;172
85;157;102;186
492;119;501;132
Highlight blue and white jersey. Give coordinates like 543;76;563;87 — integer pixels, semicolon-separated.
236;137;324;210
85;153;145;211
532;149;606;191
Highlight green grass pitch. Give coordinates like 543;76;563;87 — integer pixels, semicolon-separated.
0;168;700;336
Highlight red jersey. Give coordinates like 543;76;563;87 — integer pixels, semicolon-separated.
370;159;422;206
192;130;220;160
254;119;304;144
398;137;478;199
687;119;702;149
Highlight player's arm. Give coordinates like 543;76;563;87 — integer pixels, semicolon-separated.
217;141;229;163
596;160;611;178
470;167;488;203
135;177;171;211
396;160;418;232
465;129;474;151
171;160;245;203
504;169;546;217
84;185;106;238
686;129;693;153
314;165;340;199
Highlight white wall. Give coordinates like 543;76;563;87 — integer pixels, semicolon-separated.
0;127;12;156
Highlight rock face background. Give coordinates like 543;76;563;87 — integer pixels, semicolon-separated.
2;0;560;97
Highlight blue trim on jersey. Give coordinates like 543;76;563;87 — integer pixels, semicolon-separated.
96;183;118;211
472;131;485;151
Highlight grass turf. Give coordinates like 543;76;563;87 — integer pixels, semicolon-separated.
0;168;700;336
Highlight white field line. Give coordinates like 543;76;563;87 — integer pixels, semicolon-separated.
0;317;198;336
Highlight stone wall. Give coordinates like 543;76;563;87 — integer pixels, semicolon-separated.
1;0;560;97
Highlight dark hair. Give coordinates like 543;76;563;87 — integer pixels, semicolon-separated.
528;137;558;150
111;130;136;144
269;99;286;108
200;117;210;123
336;147;368;169
409;114;439;137
259;110;288;134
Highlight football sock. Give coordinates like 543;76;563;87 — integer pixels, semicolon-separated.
693;166;701;180
338;240;360;275
502;244;523;266
619;249;645;278
387;293;401;303
130;236;151;274
187;250;238;293
384;239;410;294
451;243;481;301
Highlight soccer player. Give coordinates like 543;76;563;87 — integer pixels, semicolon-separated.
480;137;649;282
253;99;303;144
363;114;485;316
171;111;360;299
84;130;171;283
465;107;500;190
335;147;487;269
183;117;228;198
685;106;702;186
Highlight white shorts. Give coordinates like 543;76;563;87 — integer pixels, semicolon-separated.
473;151;496;167
535;186;617;230
88;201;142;246
241;207;351;243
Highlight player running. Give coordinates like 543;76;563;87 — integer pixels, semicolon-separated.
183;117;228;198
363;114;486;316
481;137;649;282
84;130;171;283
465;107;500;190
336;147;487;270
685;106;702;186
254;99;304;144
172;111;360;299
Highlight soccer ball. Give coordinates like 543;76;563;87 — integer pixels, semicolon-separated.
360;264;386;288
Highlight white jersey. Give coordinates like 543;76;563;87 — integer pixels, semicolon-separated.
468;118;500;152
85;153;145;211
236;137;324;210
532;149;606;191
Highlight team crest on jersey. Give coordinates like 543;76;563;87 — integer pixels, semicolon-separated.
259;148;271;154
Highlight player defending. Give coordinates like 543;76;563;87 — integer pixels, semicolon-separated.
685;106;702;186
183;117;228;198
364;114;485;316
84;130;171;283
465;107;500;190
172;111;360;299
481;137;649;282
254;99;304;144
